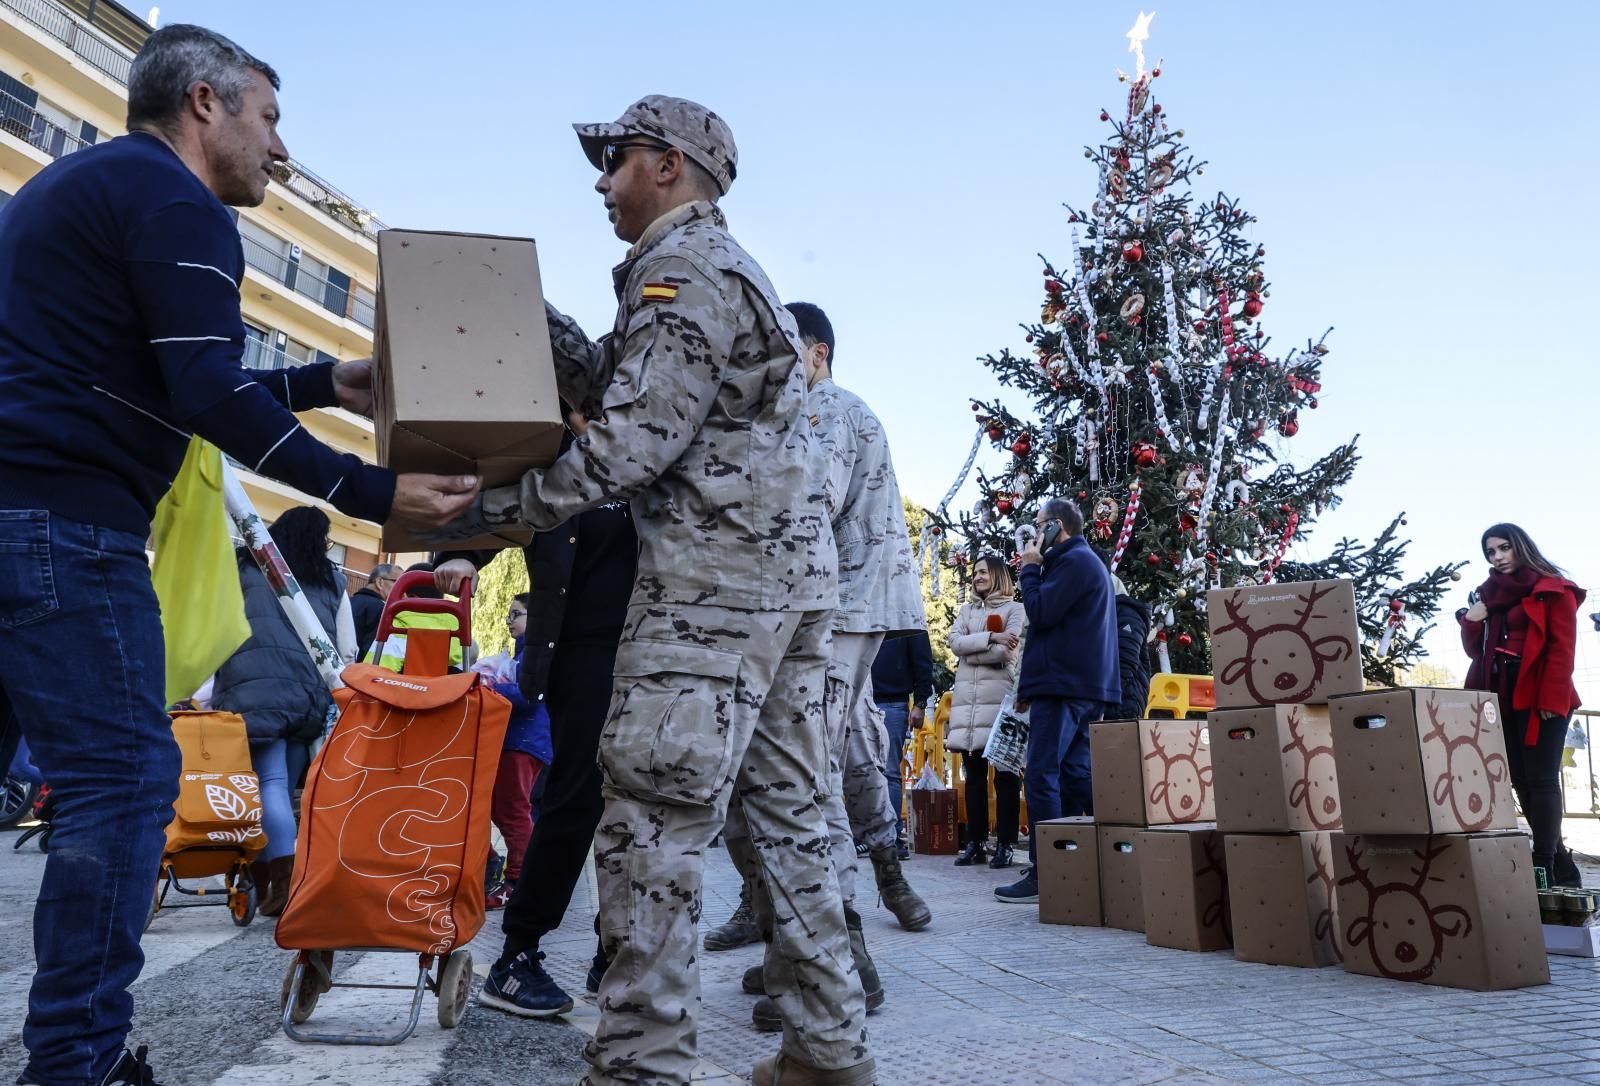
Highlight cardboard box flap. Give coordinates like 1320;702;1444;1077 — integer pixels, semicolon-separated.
396;419;566;464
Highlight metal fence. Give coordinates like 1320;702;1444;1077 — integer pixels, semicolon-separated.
0;86;88;160
1562;708;1600;818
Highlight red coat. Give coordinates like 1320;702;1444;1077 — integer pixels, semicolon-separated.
1459;574;1585;743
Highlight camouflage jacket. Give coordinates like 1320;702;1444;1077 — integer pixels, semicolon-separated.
808;378;925;637
480;201;837;613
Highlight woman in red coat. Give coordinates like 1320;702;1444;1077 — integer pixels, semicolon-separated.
1459;523;1586;886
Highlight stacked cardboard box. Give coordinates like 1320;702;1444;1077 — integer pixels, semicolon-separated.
1326;687;1548;990
1205;579;1360;969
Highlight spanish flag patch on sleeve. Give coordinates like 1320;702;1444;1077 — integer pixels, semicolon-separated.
641;282;679;303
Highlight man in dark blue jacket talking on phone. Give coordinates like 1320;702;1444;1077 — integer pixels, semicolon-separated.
996;498;1121;904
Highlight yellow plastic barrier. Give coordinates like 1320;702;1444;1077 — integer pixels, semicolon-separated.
1143;672;1216;720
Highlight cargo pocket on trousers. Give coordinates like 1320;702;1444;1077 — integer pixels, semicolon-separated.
601;639;743;807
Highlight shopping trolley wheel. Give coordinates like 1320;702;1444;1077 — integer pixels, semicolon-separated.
230;883;256;927
280;951;333;1026
437;948;473;1029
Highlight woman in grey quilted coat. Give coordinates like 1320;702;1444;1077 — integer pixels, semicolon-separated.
944;555;1026;868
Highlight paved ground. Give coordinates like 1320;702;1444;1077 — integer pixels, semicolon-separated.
6;822;1600;1085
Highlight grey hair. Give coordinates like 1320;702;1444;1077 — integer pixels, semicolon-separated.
127;24;279;134
1040;497;1084;537
367;562;399;581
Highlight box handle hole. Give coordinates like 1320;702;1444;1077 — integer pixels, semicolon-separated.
1354;714;1388;730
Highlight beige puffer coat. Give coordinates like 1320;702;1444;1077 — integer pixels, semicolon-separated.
944;591;1026;753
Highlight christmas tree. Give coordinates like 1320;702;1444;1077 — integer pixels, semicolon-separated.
938;23;1462;684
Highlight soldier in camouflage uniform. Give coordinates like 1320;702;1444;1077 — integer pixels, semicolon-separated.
724;301;932;1030
430;96;873;1086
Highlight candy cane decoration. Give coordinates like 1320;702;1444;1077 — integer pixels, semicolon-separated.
1071;224;1110;409
1109;479;1142;572
1262;509;1300;583
1192;389;1231;547
1377;599;1406;656
1224;479;1250;506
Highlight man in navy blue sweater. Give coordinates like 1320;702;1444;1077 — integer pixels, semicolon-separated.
0;25;478;1086
996;498;1121;904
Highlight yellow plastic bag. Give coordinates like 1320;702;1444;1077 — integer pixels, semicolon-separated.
152;438;251;705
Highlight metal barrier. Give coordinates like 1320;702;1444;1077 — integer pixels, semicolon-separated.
0;87;88;160
1562;708;1600;819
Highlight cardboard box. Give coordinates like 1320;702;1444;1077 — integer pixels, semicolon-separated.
1036;817;1101;926
1544;924;1600;958
1225;832;1342;968
910;788;959;855
1097;825;1146;932
1209;705;1342;833
1207;579;1361;708
1329;688;1516;835
1138;824;1231;951
373;229;565;551
1090;719;1215;827
1331;831;1549;990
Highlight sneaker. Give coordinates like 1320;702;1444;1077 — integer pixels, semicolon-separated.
953;841;987;867
995;867;1039;904
479;950;574;1018
989;843;1015;869
485;878;515;910
854;839;871;858
483;849;506;895
97;1046;163;1086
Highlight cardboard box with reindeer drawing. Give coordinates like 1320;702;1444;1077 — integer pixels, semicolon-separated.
1225;831;1343;968
1090;719;1215;827
1329;688;1516;835
1331;831;1548;990
1138;824;1232;952
1209;705;1342;833
1207;579;1362;709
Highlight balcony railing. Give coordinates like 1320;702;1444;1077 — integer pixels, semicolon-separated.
0;87;88;160
240;231;377;331
242;338;303;372
0;0;132;84
0;0;385;237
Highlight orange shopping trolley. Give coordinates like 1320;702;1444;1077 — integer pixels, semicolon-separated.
274;571;510;1044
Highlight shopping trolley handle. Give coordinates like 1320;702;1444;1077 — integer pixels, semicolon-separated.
376;570;473;644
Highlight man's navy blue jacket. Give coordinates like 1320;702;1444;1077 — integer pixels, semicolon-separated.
1016;534;1122;707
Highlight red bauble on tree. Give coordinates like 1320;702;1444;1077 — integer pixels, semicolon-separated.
1122;241;1144;262
1277;411;1299;438
987;423;1004;441
995;496;1014;515
1177;633;1193;648
1242;291;1264;319
1131;441;1160;468
1011;435;1032;456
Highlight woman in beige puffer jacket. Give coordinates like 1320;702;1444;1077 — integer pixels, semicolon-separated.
945;555;1026;869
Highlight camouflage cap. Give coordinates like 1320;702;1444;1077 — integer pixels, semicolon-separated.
574;95;738;195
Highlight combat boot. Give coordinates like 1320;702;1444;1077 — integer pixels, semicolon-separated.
751;908;883;1031
868;845;932;931
752;1052;877;1086
705;880;761;950
743;963;767;995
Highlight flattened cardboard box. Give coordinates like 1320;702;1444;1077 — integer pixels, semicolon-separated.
1037;817;1101;926
910;789;959;855
373;229;565;551
1332;831;1547;990
1138;824;1231;952
1090;719;1214;827
1225;832;1342;968
1209;705;1342;833
1207;579;1361;708
1097;825;1146;933
1329;688;1516;835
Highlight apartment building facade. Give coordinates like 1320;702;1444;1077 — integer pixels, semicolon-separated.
0;0;409;585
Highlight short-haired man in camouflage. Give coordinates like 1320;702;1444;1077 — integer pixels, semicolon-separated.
720;301;932;1033
429;96;873;1086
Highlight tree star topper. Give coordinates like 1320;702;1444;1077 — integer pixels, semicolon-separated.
1126;11;1155;79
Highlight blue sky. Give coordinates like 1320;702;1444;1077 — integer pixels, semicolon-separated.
166;1;1598;685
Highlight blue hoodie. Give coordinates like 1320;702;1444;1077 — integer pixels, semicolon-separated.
1016;535;1122;706
492;636;554;762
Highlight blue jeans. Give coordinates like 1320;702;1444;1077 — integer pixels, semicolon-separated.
0;510;179;1086
252;737;309;862
877;699;910;837
1023;696;1103;867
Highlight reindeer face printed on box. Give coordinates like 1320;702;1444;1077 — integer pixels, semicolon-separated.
1338;838;1470;982
1208;579;1362;708
1422;694;1510;833
1307;834;1343;963
1197;832;1233;944
1283;708;1341;830
1142;722;1214;823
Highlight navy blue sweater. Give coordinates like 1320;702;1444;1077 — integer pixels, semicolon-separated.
0;133;393;535
1016;534;1122;706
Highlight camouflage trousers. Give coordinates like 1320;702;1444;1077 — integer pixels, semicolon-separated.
581;604;868;1086
831;631;897;852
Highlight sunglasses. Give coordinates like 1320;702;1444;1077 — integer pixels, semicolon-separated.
601;140;669;175
507;609;527;621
